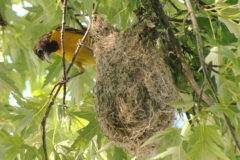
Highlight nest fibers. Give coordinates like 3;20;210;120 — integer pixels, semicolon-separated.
91;14;179;157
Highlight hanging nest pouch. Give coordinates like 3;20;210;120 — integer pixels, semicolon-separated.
91;14;179;157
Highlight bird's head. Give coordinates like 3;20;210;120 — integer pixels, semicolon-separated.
33;32;59;63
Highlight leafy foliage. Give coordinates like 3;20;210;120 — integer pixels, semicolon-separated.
0;0;239;159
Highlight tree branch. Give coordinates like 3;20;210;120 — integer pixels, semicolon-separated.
182;12;190;40
61;0;68;105
186;112;193;125
41;84;62;160
150;0;214;105
0;12;7;27
168;0;180;12
71;15;87;31
168;17;190;23
41;22;92;160
185;0;218;102
198;78;207;111
66;24;91;74
224;113;240;150
185;0;240;152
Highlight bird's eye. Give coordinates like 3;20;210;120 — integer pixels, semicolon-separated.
38;50;43;55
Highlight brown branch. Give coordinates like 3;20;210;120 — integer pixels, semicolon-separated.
186;112;193;126
181;44;195;56
150;0;214;106
193;0;216;12
224;114;240;150
41;84;62;160
67;72;84;80
168;17;191;23
42;1;69;159
198;78;207;111
168;0;180;12
49;72;84;96
61;0;68;105
185;0;240;152
71;16;87;31
66;24;91;74
41;22;92;160
192;92;197;116
185;0;218;102
206;63;220;74
74;13;84;16
182;12;190;40
50;81;62;96
0;12;7;27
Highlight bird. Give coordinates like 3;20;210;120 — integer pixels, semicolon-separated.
33;27;95;73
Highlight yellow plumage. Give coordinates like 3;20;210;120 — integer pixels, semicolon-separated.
33;27;95;73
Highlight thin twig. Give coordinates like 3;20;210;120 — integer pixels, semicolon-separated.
41;84;62;160
0;12;8;27
49;72;84;96
67;72;84;81
208;64;221;68
168;0;180;12
198;78;207;111
168;17;190;23
66;24;91;74
50;81;62;96
75;13;84;17
181;44;195;56
186;112;193;126
182;12;190;40
78;42;92;51
41;22;92;160
61;0;68;105
185;0;218;102
206;63;220;74
224;114;240;150
185;0;240;152
42;1;69;159
71;16;87;31
150;0;214;105
192;92;196;116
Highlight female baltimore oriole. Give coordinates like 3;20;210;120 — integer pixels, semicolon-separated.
33;27;95;72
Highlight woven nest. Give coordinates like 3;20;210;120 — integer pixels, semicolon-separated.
91;14;179;157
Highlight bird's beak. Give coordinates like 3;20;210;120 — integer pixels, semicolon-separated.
43;52;52;64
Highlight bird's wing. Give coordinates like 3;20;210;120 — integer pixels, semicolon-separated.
55;26;85;35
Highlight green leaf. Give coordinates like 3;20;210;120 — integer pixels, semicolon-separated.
208;142;230;160
42;56;62;88
72;120;100;149
219;17;240;38
188;125;228;160
152;146;190;160
82;0;93;19
207;103;237;123
167;93;194;112
15;108;33;132
113;147;128;160
143;128;181;147
207;104;230;112
211;47;235;58
0;72;21;96
71;107;99;150
68;66;95;104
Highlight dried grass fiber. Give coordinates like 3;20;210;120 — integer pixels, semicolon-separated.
91;14;179;157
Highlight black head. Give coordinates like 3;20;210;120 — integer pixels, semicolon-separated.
33;32;59;63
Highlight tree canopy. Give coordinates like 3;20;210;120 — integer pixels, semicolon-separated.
0;0;240;160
